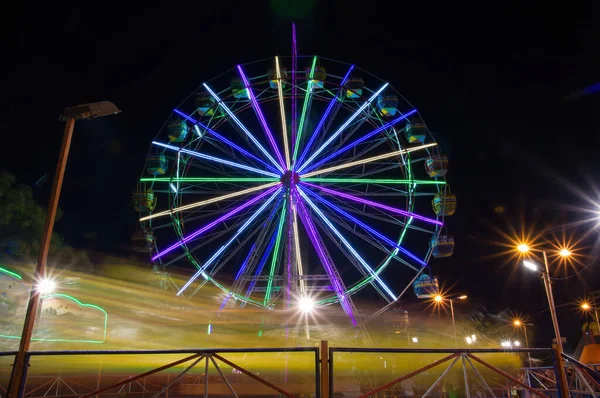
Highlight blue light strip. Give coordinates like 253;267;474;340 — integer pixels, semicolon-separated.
297;186;397;301
204;84;285;173
174;109;280;175
152;141;280;178
295;65;354;170
301;109;417;174
301;185;426;266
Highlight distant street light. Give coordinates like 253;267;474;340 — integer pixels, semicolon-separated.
298;297;315;313
36;279;56;295
513;318;532;365
581;301;600;333
8;102;120;398
412;337;418;344
434;294;467;347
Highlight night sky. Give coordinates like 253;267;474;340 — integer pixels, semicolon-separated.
2;2;600;350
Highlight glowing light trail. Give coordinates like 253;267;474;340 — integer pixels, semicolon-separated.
300;109;417;174
203;84;284;173
298;83;389;172
152;141;280;178
140;177;278;183
300;142;437;178
297;186;397;301
237;65;286;170
177;188;281;296
140;182;279;222
152;185;281;260
301;182;442;226
275;56;291;170
296;65;354;169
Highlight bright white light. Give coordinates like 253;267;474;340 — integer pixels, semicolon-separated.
523;260;539;272
298;297;315;313
501;341;511;348
514;340;521;347
37;279;56;295
471;334;477;342
466;337;473;344
412;337;418;343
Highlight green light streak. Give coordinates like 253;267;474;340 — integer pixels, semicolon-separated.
140;177;279;183
301;178;446;185
264;201;287;305
41;293;108;341
0;266;23;280
0;293;109;344
293;56;317;165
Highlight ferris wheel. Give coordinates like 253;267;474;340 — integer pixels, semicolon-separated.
133;47;456;324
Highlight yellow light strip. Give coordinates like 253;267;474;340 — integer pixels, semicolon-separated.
139;182;279;222
300;143;437;178
275;56;291;170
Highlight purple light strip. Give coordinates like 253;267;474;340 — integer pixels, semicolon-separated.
295;65;355;170
152;184;281;260
286;200;293;307
301;185;426;266
236;65;286;171
293;187;356;324
174;109;279;175
301;182;443;226
291;24;298;171
300;109;418;174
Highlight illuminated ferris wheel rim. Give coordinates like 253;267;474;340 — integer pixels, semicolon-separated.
136;52;454;320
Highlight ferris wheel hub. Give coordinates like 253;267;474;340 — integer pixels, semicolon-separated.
280;170;299;189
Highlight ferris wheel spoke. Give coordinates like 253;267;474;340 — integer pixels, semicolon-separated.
296;65;355;169
174;109;280;175
176;187;282;296
301;182;441;226
152;185;282;261
299;142;437;178
236;65;286;170
153;141;280;178
203;83;284;173
263;199;287;305
242;225;280;307
296;83;388;172
293;187;357;324
140;182;278;222
292;56;317;167
301;186;426;267
297;185;397;302
274;56;291;170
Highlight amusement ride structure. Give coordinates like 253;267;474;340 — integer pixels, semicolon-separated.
133;27;456;331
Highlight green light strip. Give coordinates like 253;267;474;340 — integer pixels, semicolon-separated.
0;335;104;344
0;266;23;280
264;201;287;305
140;177;279;183
301;178;446;185
293;56;317;165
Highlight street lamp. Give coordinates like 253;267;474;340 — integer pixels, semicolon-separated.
516;242;570;397
8;102;120;398
581;301;600;334
513;319;532;366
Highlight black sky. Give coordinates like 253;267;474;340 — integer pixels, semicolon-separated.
2;2;600;349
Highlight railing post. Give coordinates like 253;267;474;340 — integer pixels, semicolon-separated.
320;341;329;398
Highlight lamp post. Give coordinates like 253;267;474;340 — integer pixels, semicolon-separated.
8;102;120;398
513;319;532;366
435;294;467;348
517;243;570;398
